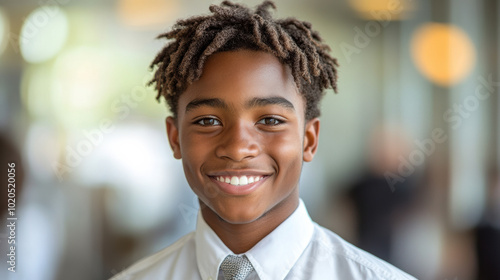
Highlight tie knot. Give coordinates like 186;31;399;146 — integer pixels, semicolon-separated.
220;255;254;280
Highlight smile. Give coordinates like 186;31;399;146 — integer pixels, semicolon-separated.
208;172;270;196
215;175;264;186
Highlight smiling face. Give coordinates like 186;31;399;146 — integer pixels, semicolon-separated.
166;50;320;225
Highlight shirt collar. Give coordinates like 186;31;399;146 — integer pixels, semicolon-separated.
195;199;314;280
195;210;232;280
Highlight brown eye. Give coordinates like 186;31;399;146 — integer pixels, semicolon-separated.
257;117;283;125
196;118;221;126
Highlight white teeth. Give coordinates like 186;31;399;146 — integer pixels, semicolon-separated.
216;175;264;186
230;176;239;185
239;176;248;185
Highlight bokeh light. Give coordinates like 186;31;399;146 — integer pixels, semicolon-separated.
20;6;68;63
348;0;416;20
411;23;476;86
50;46;115;127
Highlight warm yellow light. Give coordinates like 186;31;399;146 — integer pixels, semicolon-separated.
348;0;416;20
117;0;178;27
411;23;476;86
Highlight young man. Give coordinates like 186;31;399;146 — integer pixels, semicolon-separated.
112;1;416;279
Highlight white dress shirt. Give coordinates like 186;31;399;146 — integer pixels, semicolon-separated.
111;199;417;280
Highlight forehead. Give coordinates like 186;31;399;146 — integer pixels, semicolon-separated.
199;50;293;86
178;50;304;115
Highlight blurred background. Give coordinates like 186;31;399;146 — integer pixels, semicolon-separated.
0;0;498;279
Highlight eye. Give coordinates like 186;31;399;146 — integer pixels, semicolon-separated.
195;117;221;126
257;117;284;126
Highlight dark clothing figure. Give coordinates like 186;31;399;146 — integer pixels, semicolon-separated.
475;222;500;280
349;170;416;262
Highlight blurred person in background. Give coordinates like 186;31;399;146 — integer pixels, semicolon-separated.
347;124;419;263
474;167;500;280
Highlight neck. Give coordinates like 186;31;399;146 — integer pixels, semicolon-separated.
200;192;299;254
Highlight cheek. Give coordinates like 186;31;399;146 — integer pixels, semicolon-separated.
179;133;216;201
265;129;303;173
180;132;210;178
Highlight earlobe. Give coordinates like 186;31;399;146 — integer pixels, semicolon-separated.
166;117;182;159
303;118;320;162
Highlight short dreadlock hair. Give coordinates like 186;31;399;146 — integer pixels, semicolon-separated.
149;0;339;120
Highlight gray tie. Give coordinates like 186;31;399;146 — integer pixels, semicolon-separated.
220;255;255;280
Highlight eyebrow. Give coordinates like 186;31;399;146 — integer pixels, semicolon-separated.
245;97;295;111
184;96;295;113
185;98;228;113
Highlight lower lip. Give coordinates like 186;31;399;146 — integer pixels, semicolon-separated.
209;176;268;196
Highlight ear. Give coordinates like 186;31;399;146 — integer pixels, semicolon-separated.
303;118;320;162
166;116;182;159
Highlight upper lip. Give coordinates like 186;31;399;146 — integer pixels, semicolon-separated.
207;170;272;177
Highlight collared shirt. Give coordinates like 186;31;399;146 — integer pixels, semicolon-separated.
111;199;417;280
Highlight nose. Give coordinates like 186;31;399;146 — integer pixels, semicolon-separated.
215;121;260;162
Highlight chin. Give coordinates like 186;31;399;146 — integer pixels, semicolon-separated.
214;202;265;224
